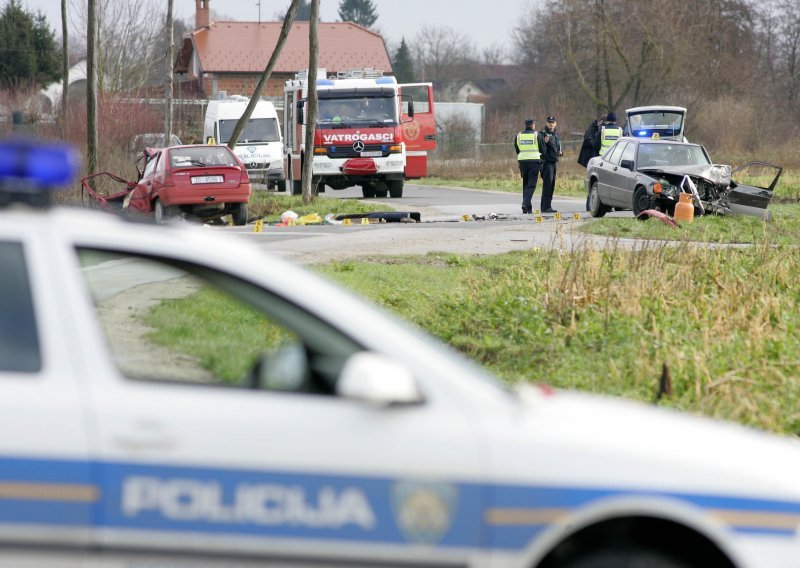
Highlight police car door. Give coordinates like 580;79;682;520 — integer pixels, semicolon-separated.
0;228;95;563
75;248;483;566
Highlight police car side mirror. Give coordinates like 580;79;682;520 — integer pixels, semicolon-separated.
621;159;634;171
337;352;423;406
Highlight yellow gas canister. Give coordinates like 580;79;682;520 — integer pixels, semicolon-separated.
674;192;694;223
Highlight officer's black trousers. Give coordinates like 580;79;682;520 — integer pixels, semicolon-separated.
519;160;541;213
541;161;557;211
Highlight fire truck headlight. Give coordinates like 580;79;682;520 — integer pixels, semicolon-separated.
314;147;327;155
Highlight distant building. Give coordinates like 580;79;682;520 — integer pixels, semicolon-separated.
39;58;89;112
174;0;393;100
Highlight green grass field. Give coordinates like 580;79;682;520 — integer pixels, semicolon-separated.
139;165;800;437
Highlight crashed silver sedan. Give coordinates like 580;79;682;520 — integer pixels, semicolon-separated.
585;137;782;219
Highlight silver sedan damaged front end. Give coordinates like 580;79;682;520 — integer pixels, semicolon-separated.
645;162;782;220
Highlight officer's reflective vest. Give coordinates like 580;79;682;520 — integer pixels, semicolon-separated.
600;125;622;154
516;131;540;161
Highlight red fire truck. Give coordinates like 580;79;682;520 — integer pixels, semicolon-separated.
282;69;436;198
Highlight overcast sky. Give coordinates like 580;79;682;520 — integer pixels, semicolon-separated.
19;0;529;54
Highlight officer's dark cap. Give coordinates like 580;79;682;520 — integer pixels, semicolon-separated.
546;116;557;122
607;112;617;122
524;118;535;126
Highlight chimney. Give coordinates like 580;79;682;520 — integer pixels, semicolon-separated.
196;0;210;29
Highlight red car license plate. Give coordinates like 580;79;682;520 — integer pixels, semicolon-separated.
191;175;224;184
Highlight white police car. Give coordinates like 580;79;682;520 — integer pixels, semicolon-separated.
2;140;800;568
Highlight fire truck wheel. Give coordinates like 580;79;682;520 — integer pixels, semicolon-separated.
374;182;388;198
361;184;377;198
389;180;404;198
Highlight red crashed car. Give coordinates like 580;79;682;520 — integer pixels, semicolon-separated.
125;145;252;225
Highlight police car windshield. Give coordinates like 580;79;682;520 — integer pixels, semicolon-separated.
637;143;710;169
218;118;280;144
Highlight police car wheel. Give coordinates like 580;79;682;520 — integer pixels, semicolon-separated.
361;184;377;198
562;548;691;568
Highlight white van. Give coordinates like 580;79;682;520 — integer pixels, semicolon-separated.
204;96;284;188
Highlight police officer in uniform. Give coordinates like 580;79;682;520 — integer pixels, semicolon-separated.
592;112;622;157
514;118;541;214
538;116;562;214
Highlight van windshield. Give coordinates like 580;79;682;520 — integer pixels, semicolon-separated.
219;118;281;144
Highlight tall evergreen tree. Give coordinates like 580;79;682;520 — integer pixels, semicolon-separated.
392;38;415;83
338;0;378;28
296;0;312;21
0;0;60;90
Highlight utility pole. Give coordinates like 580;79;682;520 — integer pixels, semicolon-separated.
87;0;98;177
165;0;174;146
256;0;261;24
301;0;319;204
60;0;68;138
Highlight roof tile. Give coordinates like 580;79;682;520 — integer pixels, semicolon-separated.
193;21;392;74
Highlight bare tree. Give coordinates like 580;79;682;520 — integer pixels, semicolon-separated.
412;25;479;82
71;0;165;92
226;0;302;155
774;0;800;108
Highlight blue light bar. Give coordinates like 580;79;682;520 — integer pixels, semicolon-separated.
376;76;397;84
316;79;334;86
0;139;80;188
637;130;649;137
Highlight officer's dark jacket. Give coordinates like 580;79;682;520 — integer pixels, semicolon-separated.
538;127;561;162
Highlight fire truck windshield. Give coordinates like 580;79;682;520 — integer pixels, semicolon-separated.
317;97;397;126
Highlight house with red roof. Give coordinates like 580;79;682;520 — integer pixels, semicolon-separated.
174;0;393;100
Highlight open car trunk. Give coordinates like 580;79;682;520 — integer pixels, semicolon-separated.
625;106;687;141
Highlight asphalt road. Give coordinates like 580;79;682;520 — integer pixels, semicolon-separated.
221;183;636;264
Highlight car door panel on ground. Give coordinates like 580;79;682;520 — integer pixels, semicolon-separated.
74;249;484;564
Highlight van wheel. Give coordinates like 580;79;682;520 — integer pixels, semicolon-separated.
389;180;404;198
362;184;376;198
231;203;248;226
